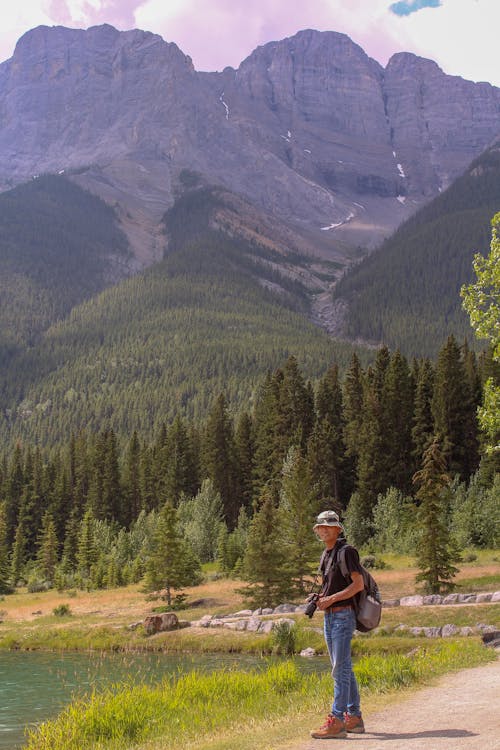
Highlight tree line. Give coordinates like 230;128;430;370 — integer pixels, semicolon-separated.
0;336;498;600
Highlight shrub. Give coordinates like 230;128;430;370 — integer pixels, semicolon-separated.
271;621;297;655
53;604;72;617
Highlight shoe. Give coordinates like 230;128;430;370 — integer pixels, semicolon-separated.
344;713;365;733
310;714;347;739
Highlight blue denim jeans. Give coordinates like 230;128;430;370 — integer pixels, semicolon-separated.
323;608;360;720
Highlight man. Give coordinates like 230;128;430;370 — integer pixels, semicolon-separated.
310;510;365;740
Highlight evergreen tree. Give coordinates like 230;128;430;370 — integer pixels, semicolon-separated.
308;364;348;503
36;512;59;582
354;382;385;543
239;487;289;607
412;358;435;467
383;350;414;491
77;509;97;578
412;437;460;594
432;335;479;479
234;412;255;511
123;431;142;526
145;501;201;605
202;394;240;528
252;371;282;493
342;353;364;490
0;503;12;594
279;447;320;596
4;443;23;547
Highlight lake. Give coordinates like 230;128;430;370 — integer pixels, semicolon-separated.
0;650;330;749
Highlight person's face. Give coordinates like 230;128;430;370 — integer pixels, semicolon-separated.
315;524;341;548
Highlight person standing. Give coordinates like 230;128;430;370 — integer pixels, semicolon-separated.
310;510;366;739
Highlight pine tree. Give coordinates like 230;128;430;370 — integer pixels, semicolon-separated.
36;512;59;583
279;447;320;596
343;353;364;466
239;487;289;608
0;502;12;594
412;358;435;468
354;381;385;543
412;437;459;594
145;501;201;605
123;431;142;526
383;350;414;491
234;412;255;511
77;509;97;578
432;335;479;479
202;394;240;528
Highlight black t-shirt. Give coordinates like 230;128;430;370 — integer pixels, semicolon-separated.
320;539;363;606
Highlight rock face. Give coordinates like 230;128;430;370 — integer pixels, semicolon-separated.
0;25;499;262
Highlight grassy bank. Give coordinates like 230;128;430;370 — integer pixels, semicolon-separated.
24;640;495;750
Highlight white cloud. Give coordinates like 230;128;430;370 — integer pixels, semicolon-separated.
0;0;498;87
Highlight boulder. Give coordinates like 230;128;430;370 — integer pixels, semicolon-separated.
460;626;476;636
233;609;254;618
423;626;442;638
382;599;400;607
400;595;424;607
441;624;460;638
475;593;493;603
259;620;275;634
246;617;262;632
442;593;460;605
143;612;179;635
423;595;442;605
409;627;424;636
490;591;500;603
273;604;298;614
300;647;316;657
457;594;476;604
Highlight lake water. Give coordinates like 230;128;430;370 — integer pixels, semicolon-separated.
0;651;330;749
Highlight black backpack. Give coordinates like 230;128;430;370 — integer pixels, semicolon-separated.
337;545;382;632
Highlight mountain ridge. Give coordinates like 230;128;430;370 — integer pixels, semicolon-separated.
1;24;499;268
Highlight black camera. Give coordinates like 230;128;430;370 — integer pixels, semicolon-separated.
304;592;319;618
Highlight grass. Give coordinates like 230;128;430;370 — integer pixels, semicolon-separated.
0;552;498;654
24;639;495;750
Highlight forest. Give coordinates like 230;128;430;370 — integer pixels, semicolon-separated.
1;339;498;603
333;143;500;357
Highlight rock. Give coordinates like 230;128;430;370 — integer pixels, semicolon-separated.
300;647;316;657
382;599;400;607
143;612;179;635
442;593;460;605
246;617;262;632
394;624;408;631
128;621;143;630
208;619;225;628
261;608;274;616
409;627;424;636
400;595;424;607
259;620;275;634
252;608;262;616
273;604;297;614
31;610;43;615
224;620;247;631
441;624;460;638
476;593;493;603
457;594;476;604
233;609;254;618
423;595;442;605
482;630;500;648
490;591;500;602
460;627;476;636
477;624;497;634
423;627;442;638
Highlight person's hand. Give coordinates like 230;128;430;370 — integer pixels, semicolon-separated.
317;594;336;611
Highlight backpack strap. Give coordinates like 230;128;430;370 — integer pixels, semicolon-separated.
336;544;350;579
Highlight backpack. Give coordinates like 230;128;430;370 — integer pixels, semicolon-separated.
337;545;382;632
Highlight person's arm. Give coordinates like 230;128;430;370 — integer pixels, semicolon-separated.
317;571;364;610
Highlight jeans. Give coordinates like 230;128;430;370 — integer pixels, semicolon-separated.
323;608;360;720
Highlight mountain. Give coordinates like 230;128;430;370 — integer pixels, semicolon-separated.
332;140;500;357
0;24;499;269
0;191;368;445
0;174;131;353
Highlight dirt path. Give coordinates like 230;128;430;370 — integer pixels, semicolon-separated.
303;656;500;750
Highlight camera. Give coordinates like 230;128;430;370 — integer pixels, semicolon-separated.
304;592;319;618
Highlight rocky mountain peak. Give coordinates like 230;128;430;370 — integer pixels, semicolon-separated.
0;24;498;263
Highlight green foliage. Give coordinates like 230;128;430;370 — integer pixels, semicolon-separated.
271;620;297;655
145;502;202;604
334;145;500;357
52;603;72;617
413;438;460;594
371;487;417;554
450;473;500;548
177;479;225;563
0;174;130;349
462;212;500;453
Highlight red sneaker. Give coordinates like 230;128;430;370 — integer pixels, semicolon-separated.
344;713;365;733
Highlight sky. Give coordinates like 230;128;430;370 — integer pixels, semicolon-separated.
1;0;498;86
